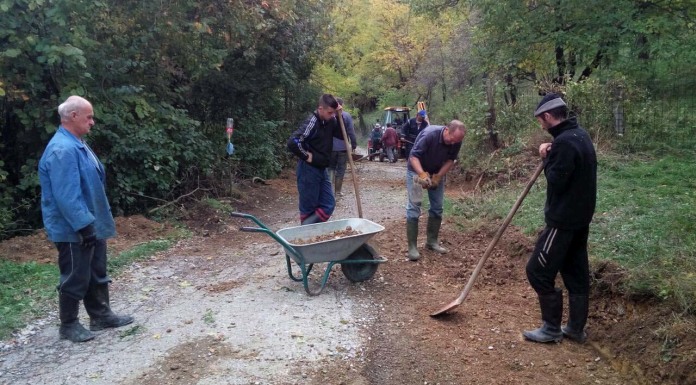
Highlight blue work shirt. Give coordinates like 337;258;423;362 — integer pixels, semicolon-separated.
332;111;357;152
407;125;462;174
39;126;116;242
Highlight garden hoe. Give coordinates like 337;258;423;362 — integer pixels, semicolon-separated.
430;162;544;317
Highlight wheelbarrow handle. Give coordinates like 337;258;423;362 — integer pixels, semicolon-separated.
230;212;254;219
239;226;267;233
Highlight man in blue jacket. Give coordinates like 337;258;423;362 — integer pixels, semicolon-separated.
287;94;343;224
327;97;357;197
523;93;597;344
39;96;133;342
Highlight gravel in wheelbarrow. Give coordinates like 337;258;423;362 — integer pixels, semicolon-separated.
276;218;384;264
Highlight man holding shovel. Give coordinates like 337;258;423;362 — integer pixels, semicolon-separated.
406;120;466;261
523;93;597;343
287;94;343;225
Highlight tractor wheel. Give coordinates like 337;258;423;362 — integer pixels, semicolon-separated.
341;244;379;282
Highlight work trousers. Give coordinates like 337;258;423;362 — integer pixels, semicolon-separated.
526;226;590;296
56;239;111;301
406;168;445;221
328;151;348;183
296;160;334;223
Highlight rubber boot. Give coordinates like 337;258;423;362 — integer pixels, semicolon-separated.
406;219;420;261
335;178;344;197
523;289;563;343
84;284;134;331
562;294;589;343
425;216;448;253
301;212;321;225
59;294;95;342
327;169;335;192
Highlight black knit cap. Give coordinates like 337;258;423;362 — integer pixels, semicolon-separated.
534;93;567;117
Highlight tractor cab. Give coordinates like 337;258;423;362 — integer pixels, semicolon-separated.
381;107;411;131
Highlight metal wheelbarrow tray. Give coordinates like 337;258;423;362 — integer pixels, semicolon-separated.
230;213;387;295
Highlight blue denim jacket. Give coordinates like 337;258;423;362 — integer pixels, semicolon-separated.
39;127;116;242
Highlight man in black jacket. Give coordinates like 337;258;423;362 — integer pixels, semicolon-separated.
523;93;597;344
287;94;343;225
402;110;429;156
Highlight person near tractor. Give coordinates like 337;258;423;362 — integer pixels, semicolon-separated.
370;123;383;155
381;123;399;163
287;94;343;225
402;110;429;156
328;97;357;197
405;120;466;261
523;93;597;344
38;96;134;342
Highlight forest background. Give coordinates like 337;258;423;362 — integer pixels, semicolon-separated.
1;0;695;318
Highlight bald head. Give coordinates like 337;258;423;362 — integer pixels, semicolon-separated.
444;120;466;145
58;96;94;138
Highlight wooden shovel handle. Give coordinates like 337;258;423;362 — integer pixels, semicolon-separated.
454;162;545;304
337;112;363;218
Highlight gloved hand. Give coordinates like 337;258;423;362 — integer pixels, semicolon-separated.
78;224;97;248
429;173;442;189
414;172;431;188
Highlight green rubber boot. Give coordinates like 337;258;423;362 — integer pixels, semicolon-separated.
425;216;448;253
407;219;420;261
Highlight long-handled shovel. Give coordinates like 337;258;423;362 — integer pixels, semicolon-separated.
430;161;544;317
337;112;363;218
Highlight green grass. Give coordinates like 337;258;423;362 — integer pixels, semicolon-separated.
448;153;696;314
0;260;57;338
0;233;185;340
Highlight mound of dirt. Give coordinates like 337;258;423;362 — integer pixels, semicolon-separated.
0;215;175;264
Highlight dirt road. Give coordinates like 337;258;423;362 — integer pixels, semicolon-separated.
0;159;641;385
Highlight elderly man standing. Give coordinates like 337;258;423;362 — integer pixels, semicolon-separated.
39;96;134;342
406;120;466;261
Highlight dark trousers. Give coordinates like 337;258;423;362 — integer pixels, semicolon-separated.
56;239;111;300
296;160;335;223
526;226;590;296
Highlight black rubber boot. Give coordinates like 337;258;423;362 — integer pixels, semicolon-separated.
407;219;420;261
84;284;134;331
523;289;563;343
562;294;589;343
301;212;321;225
59;294;95;342
334;178;344;197
425;216;447;253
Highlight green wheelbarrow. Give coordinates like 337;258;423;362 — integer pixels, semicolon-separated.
230;212;387;296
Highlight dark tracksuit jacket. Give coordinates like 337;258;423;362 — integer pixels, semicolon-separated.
287;112;342;169
527;117;597;295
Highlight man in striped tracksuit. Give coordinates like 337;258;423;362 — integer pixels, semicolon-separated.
523;93;597;344
287;94;343;225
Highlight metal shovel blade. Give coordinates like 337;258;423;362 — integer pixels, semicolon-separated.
430;162;544;317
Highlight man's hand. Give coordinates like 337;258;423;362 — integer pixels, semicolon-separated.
78;224;96;248
306;152;313;164
430;173;442;189
539;143;552;159
414;172;431;188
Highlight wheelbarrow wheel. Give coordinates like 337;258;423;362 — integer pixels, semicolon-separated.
341;243;379;283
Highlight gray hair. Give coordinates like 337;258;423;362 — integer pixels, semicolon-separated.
58;96;91;120
447;120;466;133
